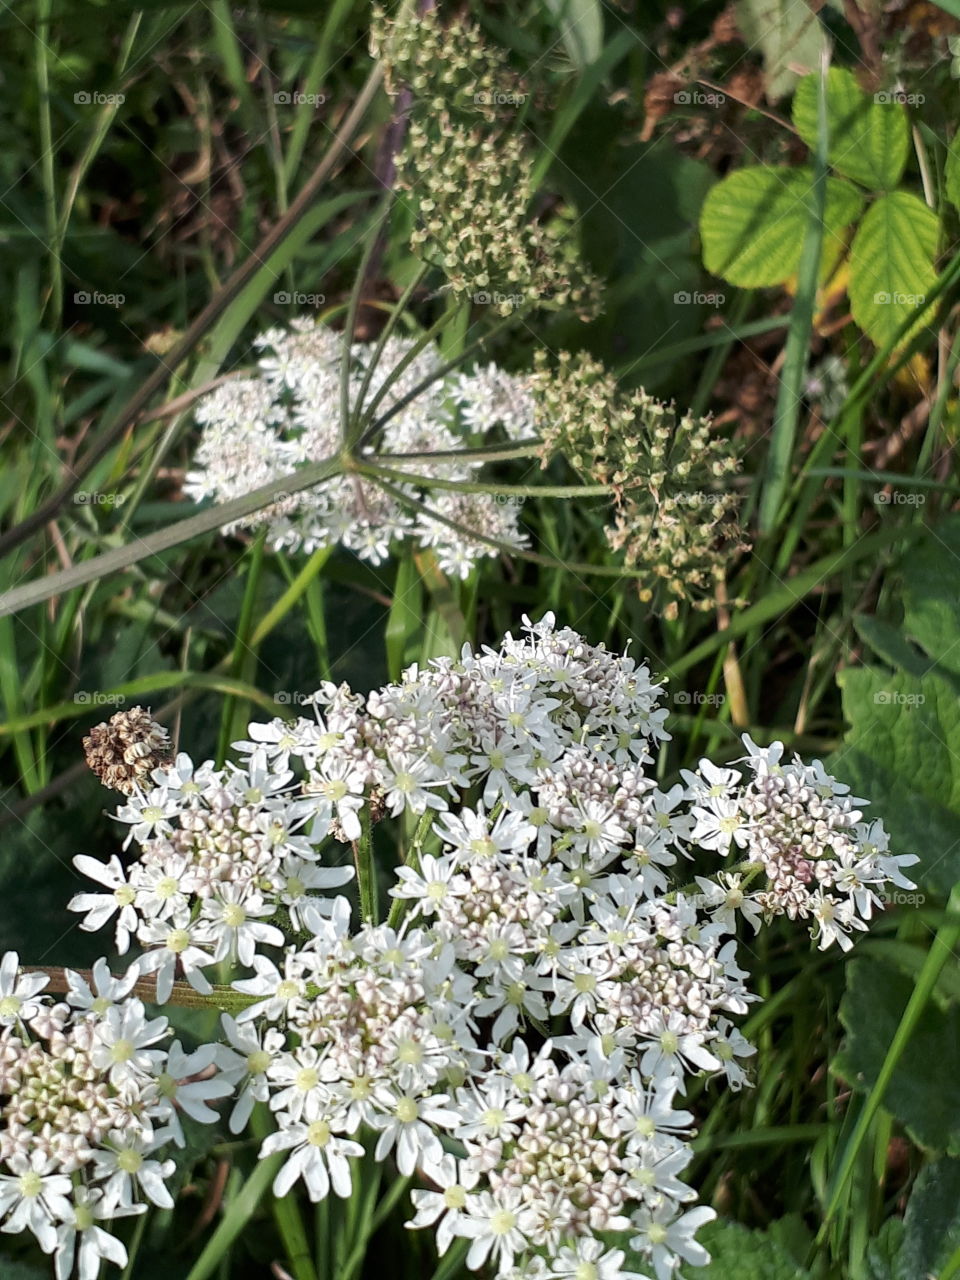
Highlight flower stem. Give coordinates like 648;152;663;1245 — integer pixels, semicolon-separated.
353;804;378;924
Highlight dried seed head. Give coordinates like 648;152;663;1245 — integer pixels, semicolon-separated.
82;706;172;795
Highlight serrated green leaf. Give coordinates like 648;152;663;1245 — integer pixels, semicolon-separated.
793;67;909;190
894;1157;960;1278
852;614;936;681
735;0;826;100
675;1218;809;1279
836;665;960;890
946;132;960;213
865;1218;904;1280
699;166;863;287
836;959;960;1154
849;192;939;349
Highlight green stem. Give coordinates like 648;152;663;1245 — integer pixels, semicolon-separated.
350;262;430;431
817;882;960;1240
354;805;378;924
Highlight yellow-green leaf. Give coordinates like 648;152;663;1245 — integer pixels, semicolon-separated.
792;67;909;190
699;166;863;287
848;191;939;349
946;132;960;213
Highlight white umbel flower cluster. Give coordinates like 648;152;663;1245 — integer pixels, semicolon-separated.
0;954;227;1280
65;616;916;1278
184;317;535;578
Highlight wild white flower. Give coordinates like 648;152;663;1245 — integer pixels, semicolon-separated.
629;1202;717;1280
54;1188;141;1280
370;1087;459;1175
69;856;139;953
406;1153;481;1255
89;1132;176;1211
0;953;49;1028
0;1152;73;1253
262;1117;364;1201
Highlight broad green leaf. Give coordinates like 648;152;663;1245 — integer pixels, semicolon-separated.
836;665;960;891
865;1218;905;1280
946;131;960;214
834;519;960;891
848;192;939;349
699;166;863;287
836;959;960;1154
893;1157;960;1279
735;0;826;100
676;1218;808;1279
793;67;909;190
543;0;603;68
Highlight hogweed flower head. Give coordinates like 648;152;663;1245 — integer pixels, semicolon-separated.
185;318;533;577
63;616;915;1278
534;351;748;613
372;6;600;316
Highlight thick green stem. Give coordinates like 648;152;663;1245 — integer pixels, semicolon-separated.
353;805;378;924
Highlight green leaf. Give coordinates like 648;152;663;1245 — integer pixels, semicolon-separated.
865;1218;905;1280
699;166;863;287
837;665;960;890
676;1218;809;1278
894;1158;960;1279
735;0;826;100
848;192;939;349
836;959;960;1154
834;518;960;891
542;0;603;68
793;67;909;190
946;132;960;212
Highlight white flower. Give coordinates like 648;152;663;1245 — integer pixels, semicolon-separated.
370;1088;458;1175
459;1187;529;1274
65;957;141;1015
135;918;215;1003
549;1239;647;1279
0;1152;73;1253
200;887;284;967
54;1188;142;1280
91;1133;176;1211
69;856;139;953
215;1015;284;1134
0;952;48;1028
405;1154;481;1256
629;1202;716;1280
262;1118;364;1201
89;998;168;1087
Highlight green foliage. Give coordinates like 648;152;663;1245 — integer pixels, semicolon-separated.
676;1219;809;1279
835;519;960;892
734;0;826;101
836;958;960;1154
792;68;909;191
699;65;946;349
699;167;863;287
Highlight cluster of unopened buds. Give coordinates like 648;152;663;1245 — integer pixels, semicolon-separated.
6;616;914;1278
